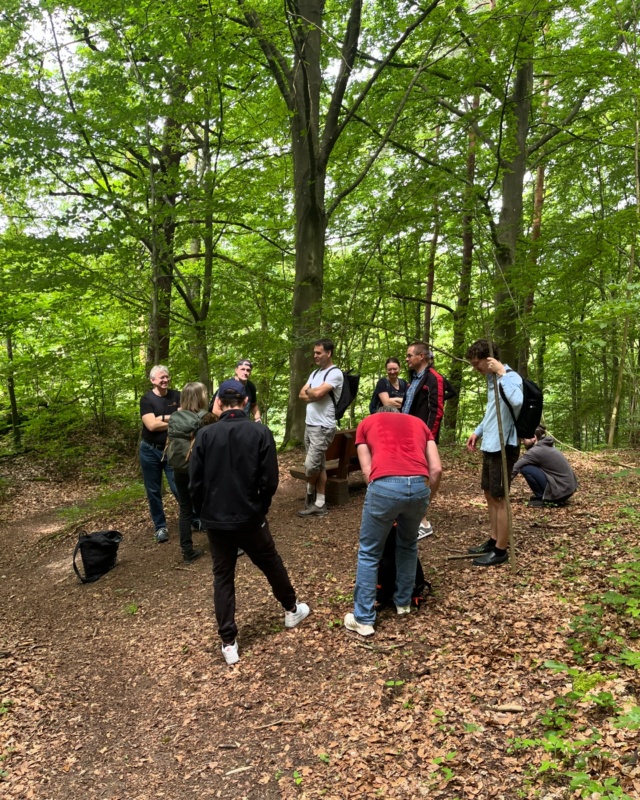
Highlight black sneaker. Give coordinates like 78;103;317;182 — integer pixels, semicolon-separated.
298;503;328;518
527;498;544;508
182;548;204;564
473;550;508;567
467;539;495;555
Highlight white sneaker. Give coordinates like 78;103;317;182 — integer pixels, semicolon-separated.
221;641;239;665
396;605;411;615
417;522;433;540
344;612;375;636
285;602;310;628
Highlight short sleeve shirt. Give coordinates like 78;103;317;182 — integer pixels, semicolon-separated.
373;377;407;409
355;413;434;482
305;366;344;428
140;389;181;447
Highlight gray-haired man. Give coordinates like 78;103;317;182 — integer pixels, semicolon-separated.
139;365;180;543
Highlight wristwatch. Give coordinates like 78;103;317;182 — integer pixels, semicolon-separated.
161;414;165;422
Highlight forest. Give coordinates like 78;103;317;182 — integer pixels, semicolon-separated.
3;3;640;799
1;0;639;454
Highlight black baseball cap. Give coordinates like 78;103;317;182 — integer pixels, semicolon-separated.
218;379;247;400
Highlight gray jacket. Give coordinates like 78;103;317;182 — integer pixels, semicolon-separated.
512;437;578;501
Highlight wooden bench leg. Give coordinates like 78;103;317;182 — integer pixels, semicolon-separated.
325;478;349;506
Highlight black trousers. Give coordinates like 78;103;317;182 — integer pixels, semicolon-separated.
207;520;297;644
173;471;195;553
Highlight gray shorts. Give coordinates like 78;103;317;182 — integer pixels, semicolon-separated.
304;426;336;476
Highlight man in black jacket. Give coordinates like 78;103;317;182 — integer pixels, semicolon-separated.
190;379;309;665
402;343;457;538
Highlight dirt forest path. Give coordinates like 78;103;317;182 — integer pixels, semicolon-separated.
1;448;639;800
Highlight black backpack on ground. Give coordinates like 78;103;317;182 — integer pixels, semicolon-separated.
73;529;123;584
376;522;431;610
499;370;543;439
315;366;360;422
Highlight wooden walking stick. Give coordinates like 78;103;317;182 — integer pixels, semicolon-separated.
485;324;517;574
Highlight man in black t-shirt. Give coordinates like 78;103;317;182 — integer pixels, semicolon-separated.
210;359;262;422
139;365;181;543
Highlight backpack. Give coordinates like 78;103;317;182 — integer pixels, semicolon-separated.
376;522;431;610
73;529;123;584
499;371;543;439
165;409;208;472
315;366;360;423
369;377;408;414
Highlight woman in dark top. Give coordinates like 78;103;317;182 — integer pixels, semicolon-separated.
373;358;408;411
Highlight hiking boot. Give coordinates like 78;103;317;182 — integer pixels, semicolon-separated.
396;605;411;615
298;503;328;518
467;539;495;555
527;498;544;508
417;522;433;540
221;640;239;665
154;527;169;543
305;491;316;509
182;547;203;565
285;602;310;628
344;612;375;636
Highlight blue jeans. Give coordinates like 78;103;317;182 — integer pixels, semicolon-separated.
139;440;178;530
353;476;431;625
520;465;548;499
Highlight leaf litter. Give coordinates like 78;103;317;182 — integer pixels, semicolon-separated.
1;446;639;798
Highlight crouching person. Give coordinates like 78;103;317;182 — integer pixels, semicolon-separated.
189;379;309;665
513;425;578;507
345;406;442;636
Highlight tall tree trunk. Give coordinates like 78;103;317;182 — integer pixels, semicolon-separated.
6;330;20;446
446;97;479;436
519;79;549;378
423;126;440;344
608;106;639;445
571;341;582;449
493;58;534;368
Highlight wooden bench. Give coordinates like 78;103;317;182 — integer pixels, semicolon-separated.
289;428;361;506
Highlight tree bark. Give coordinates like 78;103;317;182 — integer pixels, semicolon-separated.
446;97;479;436
493;58;534;368
6;330;20;446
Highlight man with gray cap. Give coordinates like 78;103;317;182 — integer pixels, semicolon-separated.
190;379;309;665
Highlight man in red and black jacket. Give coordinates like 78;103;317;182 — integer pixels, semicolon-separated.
403;343;456;443
402;342;457;537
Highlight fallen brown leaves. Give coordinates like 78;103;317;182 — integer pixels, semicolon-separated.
1;447;639;798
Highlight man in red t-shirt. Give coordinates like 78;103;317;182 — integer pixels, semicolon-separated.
344;407;442;636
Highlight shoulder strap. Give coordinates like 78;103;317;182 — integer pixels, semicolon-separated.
323;365;339;381
498;383;517;425
73;535;89;584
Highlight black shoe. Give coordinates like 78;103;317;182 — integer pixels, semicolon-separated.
305;491;316;509
182;548;204;564
527;498;544;508
468;539;495;555
473;550;508;567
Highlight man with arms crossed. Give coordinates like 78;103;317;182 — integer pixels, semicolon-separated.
210;359;262;422
297;338;344;518
139;365;180;543
465;339;523;566
344;406;442;636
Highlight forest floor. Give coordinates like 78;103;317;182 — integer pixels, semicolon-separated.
1;445;640;800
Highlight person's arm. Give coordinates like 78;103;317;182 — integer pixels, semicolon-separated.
258;429;279;511
425;440;442;500
377;391;403;408
499;371;523;415
251;402;262;422
141;413;169;433
304;381;336;402
443;377;457;402
188;431;205;517
356;443;372;483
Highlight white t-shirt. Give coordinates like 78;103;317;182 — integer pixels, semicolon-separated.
305;366;344;428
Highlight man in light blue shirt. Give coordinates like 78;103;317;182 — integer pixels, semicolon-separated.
465;339;523;567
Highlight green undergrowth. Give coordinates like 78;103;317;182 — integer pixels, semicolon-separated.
509;543;640;798
49;481;147;538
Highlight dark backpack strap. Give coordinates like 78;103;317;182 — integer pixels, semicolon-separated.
73;538;89;584
323;366;340;409
498;382;518;425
